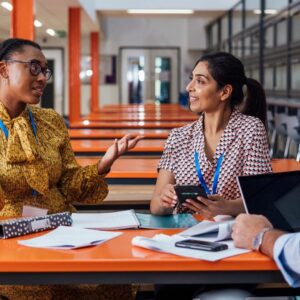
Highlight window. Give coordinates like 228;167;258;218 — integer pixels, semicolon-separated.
221;15;229;41
292;10;300;42
276;19;287;46
291;60;300;91
275;64;287;90
264;65;274;90
232;3;243;35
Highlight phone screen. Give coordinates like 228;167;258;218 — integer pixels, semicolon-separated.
174;185;207;204
175;239;228;251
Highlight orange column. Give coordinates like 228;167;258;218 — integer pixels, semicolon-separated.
11;0;34;40
68;7;81;123
90;32;100;113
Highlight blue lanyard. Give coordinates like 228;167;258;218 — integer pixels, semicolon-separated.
0;109;38;196
194;151;224;195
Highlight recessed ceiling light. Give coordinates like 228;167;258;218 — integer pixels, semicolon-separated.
1;2;13;11
253;9;277;15
34;20;43;28
127;9;194;14
46;28;56;36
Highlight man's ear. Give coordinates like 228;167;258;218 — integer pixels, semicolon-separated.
220;84;233;102
0;62;9;79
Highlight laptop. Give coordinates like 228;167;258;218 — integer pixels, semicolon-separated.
237;171;300;232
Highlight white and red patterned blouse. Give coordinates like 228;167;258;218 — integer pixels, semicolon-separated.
158;109;272;211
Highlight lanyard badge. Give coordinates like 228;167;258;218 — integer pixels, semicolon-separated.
194;151;224;195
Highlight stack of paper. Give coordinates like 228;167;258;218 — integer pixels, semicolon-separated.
132;234;250;262
178;219;235;242
18;226;122;249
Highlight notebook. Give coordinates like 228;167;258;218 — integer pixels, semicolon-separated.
237;171;300;232
71;210;197;230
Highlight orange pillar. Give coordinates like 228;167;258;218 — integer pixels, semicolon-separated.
90;32;100;113
68;7;81;123
11;0;34;40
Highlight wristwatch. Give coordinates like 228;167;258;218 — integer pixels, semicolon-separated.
252;227;272;251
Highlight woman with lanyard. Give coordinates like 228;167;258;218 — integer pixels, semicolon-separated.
0;38;141;299
151;51;271;220
150;52;272;300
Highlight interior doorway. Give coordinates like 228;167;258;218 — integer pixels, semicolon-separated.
120;47;180;104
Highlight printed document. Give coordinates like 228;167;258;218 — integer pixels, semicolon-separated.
71;210;140;229
18;226;122;249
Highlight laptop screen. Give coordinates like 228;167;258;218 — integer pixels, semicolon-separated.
238;171;300;232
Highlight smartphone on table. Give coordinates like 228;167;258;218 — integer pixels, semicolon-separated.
175;239;228;252
174;185;207;204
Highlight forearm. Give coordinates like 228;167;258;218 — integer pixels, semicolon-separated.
260;230;286;258
226;197;245;216
150;195;173;215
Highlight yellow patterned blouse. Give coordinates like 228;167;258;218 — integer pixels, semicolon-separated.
0;102;108;217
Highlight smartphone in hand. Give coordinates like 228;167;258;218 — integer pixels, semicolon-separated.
175;239;228;252
174;185;207;204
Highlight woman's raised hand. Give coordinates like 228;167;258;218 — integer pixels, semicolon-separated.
98;134;143;174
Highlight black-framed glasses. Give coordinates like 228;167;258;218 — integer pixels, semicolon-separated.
3;59;52;81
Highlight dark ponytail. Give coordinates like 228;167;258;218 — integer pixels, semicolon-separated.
0;38;41;61
242;77;267;130
195;52;267;129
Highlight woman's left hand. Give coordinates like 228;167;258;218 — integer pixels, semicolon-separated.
183;194;234;219
98;134;143;174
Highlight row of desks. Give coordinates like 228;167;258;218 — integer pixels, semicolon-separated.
76;157;300;184
69;129;170;139
71;139;166;156
70;104;194;129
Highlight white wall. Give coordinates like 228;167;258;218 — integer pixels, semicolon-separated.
37;13;216;116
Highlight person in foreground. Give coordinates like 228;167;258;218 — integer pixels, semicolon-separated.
0;38;142;299
232;213;300;288
151;52;271;220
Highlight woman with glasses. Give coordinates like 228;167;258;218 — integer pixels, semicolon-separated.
0;38;140;299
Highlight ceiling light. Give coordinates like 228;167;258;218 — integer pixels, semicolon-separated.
253;9;277;15
1;2;13;11
46;28;56;36
34;20;43;28
127;9;194;14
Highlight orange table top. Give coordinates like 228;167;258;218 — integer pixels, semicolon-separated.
0;229;277;273
70;120;188;129
71;139;165;154
75;158;300;179
68;129;170;139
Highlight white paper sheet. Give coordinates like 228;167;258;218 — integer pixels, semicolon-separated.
18;226;122;249
132;234;250;262
71;209;140;229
